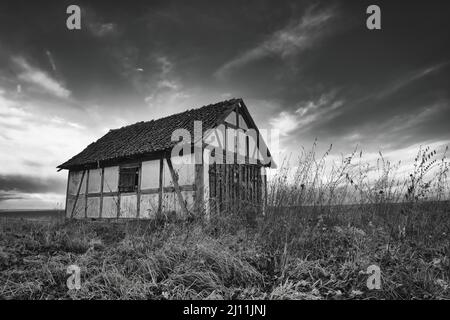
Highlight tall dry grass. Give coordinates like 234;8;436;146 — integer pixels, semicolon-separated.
0;144;449;299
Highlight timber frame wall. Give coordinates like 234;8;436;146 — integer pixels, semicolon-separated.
67;154;202;219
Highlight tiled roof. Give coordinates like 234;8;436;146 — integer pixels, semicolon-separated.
57;98;240;169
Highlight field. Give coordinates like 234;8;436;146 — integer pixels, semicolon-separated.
0;210;65;222
0;203;448;300
0;145;449;300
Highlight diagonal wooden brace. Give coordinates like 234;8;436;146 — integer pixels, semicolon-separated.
166;157;189;217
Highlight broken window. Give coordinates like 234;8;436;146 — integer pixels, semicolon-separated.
118;166;139;193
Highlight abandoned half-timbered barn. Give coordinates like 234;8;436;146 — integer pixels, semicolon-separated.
57;98;275;220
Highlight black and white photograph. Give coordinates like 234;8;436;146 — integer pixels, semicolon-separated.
0;0;449;307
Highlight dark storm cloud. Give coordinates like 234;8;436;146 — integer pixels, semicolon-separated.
286;62;450;149
0;193;24;202
0;0;449;208
0;174;66;194
262;1;450;155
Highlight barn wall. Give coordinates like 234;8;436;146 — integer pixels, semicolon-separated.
120;194;137;218
103;166;119;192
87;197;100;218
68;171;86;195
65;152;201;220
179;191;195;213
88;169;102;193
67;197;85;218
160;191;195;216
161;153;196;218
163;153;195;187
141;159;159;189
160;190;195;216
65;161;265;220
102;196;118;218
66;170;87;218
140;193;159;219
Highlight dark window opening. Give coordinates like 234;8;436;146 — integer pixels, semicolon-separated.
119;166;139;193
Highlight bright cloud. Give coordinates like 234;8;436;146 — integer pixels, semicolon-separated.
270;111;300;136
14;57;71;98
295;92;343;129
375;62;450;100
0;89;94;208
144;56;190;115
90;22;118;37
215;7;336;78
269;92;343;137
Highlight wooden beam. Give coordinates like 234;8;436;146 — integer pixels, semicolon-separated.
158;158;163;217
256;127;260;166
223;125;228;213
257;167;262;210
62;151;167;172
224;163;228;212
84;169;89;218
136;162;142;218
195;162;204;215
64;171;70;218
141;184;196;195
209;163;218;215
166;157;189;217
116;167;120;219
264;169;267;215
235;108;240;167
97;191;118;197
217;164;222;212
238;165;242;207
99;168;104;218
70;170;86;218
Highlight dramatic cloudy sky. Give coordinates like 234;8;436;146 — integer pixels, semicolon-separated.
0;0;449;209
